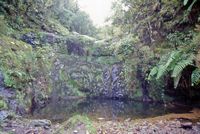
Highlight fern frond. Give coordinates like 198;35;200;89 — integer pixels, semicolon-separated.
173;72;182;88
148;66;158;80
184;0;189;5
149;50;197;88
156;65;168;79
156;51;182;80
171;54;195;88
192;68;200;86
165;51;182;67
172;54;195;78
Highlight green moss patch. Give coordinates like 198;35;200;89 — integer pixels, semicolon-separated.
55;115;96;134
0;100;7;110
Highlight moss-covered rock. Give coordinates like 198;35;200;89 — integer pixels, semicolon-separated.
55;115;96;134
0;100;7;110
0;33;55;111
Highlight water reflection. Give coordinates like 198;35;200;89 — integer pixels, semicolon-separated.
32;98;191;123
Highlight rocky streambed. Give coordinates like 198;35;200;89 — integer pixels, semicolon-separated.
95;108;200;134
1;108;200;134
96;119;200;134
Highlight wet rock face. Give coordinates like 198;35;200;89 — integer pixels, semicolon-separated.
50;54;128;99
0;71;27;116
21;32;38;47
29;119;51;129
21;32;64;46
0;86;26;115
40;32;63;44
66;41;85;56
102;64;127;98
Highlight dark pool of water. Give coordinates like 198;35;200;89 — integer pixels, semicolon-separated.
31;98;192;123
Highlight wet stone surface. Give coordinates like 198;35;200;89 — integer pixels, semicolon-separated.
102;64;127;98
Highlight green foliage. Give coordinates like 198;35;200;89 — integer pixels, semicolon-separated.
55;115;96;134
0;0;96;36
58;69;85;97
184;0;189;5
110;0;181;35
47;19;70;36
49;0;97;36
149;28;200;89
148;67;158;80
192;68;200;86
68;33;96;47
172;54;194;78
0;35;54;91
0;35;54;109
97;26;120;40
0;36;32;89
0;15;14;35
0;0;199;102
110;34;139;60
149;78;172;102
70;11;97;36
156;51;182;79
149;50;195;88
183;0;198;11
0;15;8;35
167;31;194;49
66;115;96;134
0;100;7;110
3;70;30;89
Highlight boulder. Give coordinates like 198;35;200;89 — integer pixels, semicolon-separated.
29;119;51;129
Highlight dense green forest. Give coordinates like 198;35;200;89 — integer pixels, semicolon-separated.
0;0;200;133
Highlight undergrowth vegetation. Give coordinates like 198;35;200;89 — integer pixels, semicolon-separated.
0;35;54;90
104;0;200;101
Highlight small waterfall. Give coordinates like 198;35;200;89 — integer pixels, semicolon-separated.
102;64;126;99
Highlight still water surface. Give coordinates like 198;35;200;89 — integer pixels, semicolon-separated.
31;98;192;123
